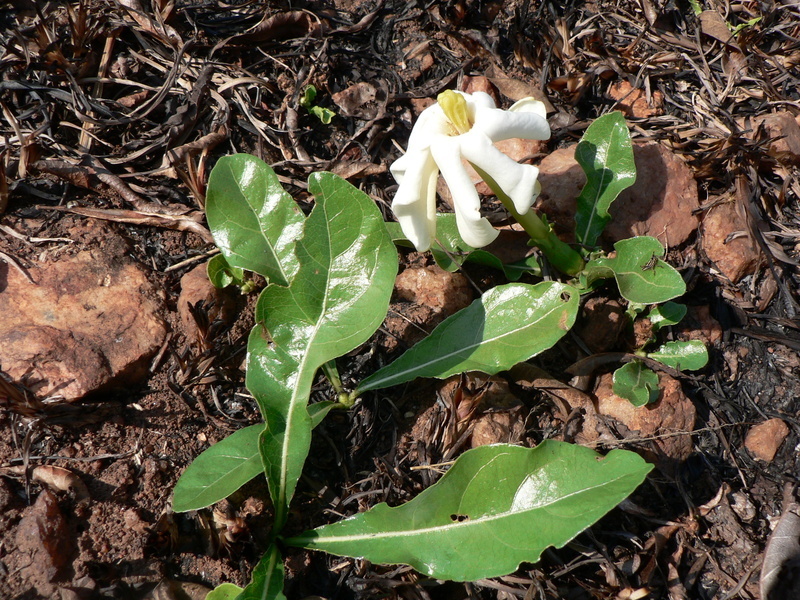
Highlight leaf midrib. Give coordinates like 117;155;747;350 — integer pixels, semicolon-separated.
579;130;615;243
362;295;569;391
231;164;291;286
276;191;342;518
300;469;638;546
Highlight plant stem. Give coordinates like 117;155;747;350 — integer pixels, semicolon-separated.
321;359;343;394
473;165;585;275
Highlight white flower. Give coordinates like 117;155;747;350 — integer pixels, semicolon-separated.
390;91;550;251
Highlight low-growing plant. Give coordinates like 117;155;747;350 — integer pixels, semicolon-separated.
173;91;706;598
299;84;335;124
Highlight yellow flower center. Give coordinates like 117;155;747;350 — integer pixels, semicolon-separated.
438;90;473;135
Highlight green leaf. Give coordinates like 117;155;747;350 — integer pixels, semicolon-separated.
574;112;636;247
356;282;579;393
647;302;687;332
173;424;265;513
247;172;397;530
206;583;243;600
234;545;285;600
592;237;686;304
578;261;615;293
386;215;541;280
207;253;245;289
206;154;305;286
299;85;317;108
647;340;708;371
287;441;652;581
308;400;338;427
310;105;336;124
613;361;660;406
300;85;335;123
173;401;337;513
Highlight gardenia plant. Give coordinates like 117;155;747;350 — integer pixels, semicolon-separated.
391;90;584;275
170;96;708;599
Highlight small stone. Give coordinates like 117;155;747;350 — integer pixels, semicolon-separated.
745;418;788;461
461;75;500;104
470;409;525;448
394;265;473;316
729;491;756;522
537;143;700;247
607;80;665;118
16;489;72;592
0;244;169;401
123;508;147;534
701;200;760;282
679;305;723;346
419;52;435;72
594;372;696;473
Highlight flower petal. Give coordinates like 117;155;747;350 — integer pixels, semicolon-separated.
509;97;547;119
404;103;451;152
473;104;550;143
465;91;496;110
430;136;499;248
391;148;439;251
459;131;542;215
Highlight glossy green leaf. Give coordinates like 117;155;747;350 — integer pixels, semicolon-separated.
206;154;305;286
299;85;318;107
309;105;336;124
206;583;243;600
308;400;338;427
647;340;708;371
648;302;687;332
248;172;397;529
173;424;265;513
613;361;660;407
356;282;579;393
235;545;285;600
207;253;245;289
172;401;337;513
574;112;636;247
386;215;541;280
287;441;652;581
593;237;686;304
300;86;335;123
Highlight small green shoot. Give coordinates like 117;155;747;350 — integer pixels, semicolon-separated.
299;85;335;124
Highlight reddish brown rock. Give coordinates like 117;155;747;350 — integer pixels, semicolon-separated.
454;375;526;448
394;264;473;316
461;75;500;105
701;200;760;282
745;418;788;462
384;265;473;350
593;372;696;473
15;489;72;595
0;247;168;401
537;142;700;247
177;262;239;346
608;80;665;118
679;305;723;347
470;408;525;448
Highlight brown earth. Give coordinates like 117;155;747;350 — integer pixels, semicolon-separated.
1;1;800;600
